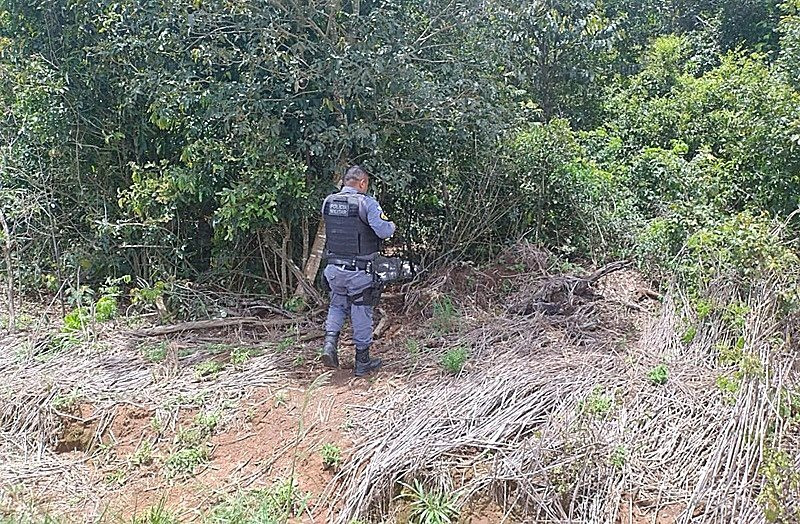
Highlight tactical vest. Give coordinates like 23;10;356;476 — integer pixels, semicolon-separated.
323;192;381;259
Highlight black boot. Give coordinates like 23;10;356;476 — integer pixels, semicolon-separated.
321;331;339;368
354;346;382;377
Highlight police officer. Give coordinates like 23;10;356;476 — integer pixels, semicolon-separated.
320;165;396;376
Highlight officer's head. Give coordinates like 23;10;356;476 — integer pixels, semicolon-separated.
343;165;369;193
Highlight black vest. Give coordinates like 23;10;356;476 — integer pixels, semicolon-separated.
323;192;381;259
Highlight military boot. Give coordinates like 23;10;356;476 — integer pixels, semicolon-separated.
354;346;382;377
321;331;339;368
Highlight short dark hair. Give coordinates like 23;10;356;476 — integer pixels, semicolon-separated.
343;165;369;184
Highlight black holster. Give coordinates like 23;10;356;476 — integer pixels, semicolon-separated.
350;278;384;307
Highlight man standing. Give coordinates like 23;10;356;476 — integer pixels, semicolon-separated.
320;165;396;376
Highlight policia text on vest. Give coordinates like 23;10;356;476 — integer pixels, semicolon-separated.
320;168;396;377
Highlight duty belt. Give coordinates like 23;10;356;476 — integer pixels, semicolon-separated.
326;258;373;272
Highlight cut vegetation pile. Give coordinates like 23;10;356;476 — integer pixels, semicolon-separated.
329;247;800;523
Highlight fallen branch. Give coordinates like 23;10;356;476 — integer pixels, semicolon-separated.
130;316;301;337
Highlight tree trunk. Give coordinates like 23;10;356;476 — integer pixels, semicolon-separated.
0;209;16;333
295;167;343;297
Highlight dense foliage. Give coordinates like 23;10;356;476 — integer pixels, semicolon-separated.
1;0;799;305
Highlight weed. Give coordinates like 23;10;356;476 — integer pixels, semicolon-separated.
716;373;741;403
130;440;154;467
440;346;469;375
202;343;232;355
95;295;118;322
274;390;289;408
431;295;459;333
150;415;165;435
164;445;209;477
717;339;744;366
105;468;126;486
194;360;222;379
293;354;306;367
778;388;800;424
206;478;308;522
399;479;459;524
131;499;179;524
176;426;204;447
581;386;614;417
739;352;764;378
51;389;81;412
722;301;750;329
694;298;714;319
284;295;307;313
231;346;254;366
276;337;294;353
194;410;221;434
405;338;422;361
0;313;35;331
648;364;668;385
140;341;168;363
320;443;342;470
63;306;90;332
610;446;627;468
681;325;697;344
759;448;800;523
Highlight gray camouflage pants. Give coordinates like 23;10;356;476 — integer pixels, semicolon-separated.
323;265;374;349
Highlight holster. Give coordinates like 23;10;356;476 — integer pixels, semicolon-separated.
350;277;384;307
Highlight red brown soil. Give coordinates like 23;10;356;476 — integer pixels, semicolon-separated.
97;359;405;522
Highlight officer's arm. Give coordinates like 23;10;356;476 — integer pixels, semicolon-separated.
365;198;396;239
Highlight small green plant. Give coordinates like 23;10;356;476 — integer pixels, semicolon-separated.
283;295;307;313
131;499;179;524
51;390;81;412
440;346;469;375
399;479;459;524
405;338;422;361
694;298;714;319
206;479;308;522
681;325;697;344
63;307;90;332
150;415;165;435
722;301;750;329
759;448;800;523
164;445;210;477
320;443;342;470
140;341;168;363
105;468;126;486
94;295;118;322
581;386;614;417
130;439;154;467
610;446;627;469
231;346;254;366
431;295;459;333
274;390;289;408
648;364;668;385
276;337;293;353
194;410;221;434
293;354;306;366
194;360;222;379
716;373;741;403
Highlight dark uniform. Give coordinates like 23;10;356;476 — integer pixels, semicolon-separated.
321;185;395;375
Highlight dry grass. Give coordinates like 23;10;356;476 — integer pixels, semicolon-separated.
325;247;800;523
